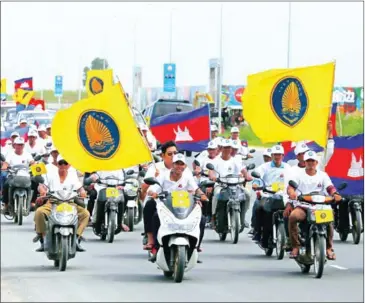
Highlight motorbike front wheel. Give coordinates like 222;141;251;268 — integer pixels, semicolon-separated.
107;210;117;243
134;202;143;225
275;223;286;260
173;245;186;283
352;209;362;245
127;207;134;232
313;234;326;279
59;235;69;271
17;196;24;226
230;210;240;244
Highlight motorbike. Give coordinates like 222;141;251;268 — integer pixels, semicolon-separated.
206;162;255;244
85;170;135;243
1;154;43;225
288;180;347;279
251;171;286;260
40;187;80;272
335;195;363;245
143;177;214;283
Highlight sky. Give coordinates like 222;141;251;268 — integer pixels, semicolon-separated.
1;2;364;93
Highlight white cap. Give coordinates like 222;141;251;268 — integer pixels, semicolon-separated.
19;119;27;124
294;142;310;155
231;139;241;149
230;126;239;133
38;125;47;132
56;154;65;163
304;150;318;161
5;139;12;146
27;130;38;137
46;124;52;129
173;153;186;164
211;125;218;132
139;123;148;131
14;137;25;145
207;140;218;149
10;131;20;138
50;145;58;153
213;137;223;146
263;148;273;157
221;139;233;147
271;145;284;155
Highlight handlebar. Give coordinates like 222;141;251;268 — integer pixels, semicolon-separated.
252;186;277;195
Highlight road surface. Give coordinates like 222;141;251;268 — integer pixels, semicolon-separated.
1;152;364;302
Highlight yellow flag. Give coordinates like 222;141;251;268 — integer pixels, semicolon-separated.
242;62;335;147
85;69;113;98
13;89;34;105
52;83;152;172
1;79;6;94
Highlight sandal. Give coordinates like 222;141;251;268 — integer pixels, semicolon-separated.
143;243;154;250
289;248;299;259
326;249;336;260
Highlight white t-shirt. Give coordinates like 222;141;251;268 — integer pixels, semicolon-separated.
5;151;34;167
25;141;46;155
196;156;219;182
44;169;82;192
254;161;291;193
233;154;246;170
291;169;333;196
44;163;78;182
151;169;198;195
213;156;242;178
39;136;53;148
145;161;192;180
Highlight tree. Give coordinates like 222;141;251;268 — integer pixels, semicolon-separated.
82;57;110;86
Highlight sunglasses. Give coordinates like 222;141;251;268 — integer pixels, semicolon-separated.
166;151;178;156
58;160;69;166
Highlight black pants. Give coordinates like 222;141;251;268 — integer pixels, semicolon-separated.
86;188;97;216
255;198;273;247
143;198;156;233
152;212;206;249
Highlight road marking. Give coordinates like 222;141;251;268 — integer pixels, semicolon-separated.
330;264;348;270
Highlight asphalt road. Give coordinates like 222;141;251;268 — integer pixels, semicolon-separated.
1;151;364;302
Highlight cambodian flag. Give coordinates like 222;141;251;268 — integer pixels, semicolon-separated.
150;105;210;152
14;77;33;91
0;127;29;147
282;140;324;161
330;103;338;137
325;134;364;196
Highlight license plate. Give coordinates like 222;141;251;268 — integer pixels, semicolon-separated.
272;182;284;192
171;191;190;208
30;163;47;176
56;203;73;213
106;188;119;198
314;209;334;224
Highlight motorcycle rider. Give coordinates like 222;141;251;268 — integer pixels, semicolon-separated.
147;153;208;256
46;124;52;137
1;137;35;214
286;150;341;260
2;140;14;157
252;145;290;248
139;124;157;151
209;139;253;229
25;130;46;156
211;125;219;140
248;147;273;235
230;127;253;158
16;119;28;129
34;155;89;252
37;125;53;147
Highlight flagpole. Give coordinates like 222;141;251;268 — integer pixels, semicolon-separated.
218;3;223;134
169;8;173;63
286;2;292;68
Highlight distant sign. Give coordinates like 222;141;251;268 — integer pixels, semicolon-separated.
54;75;63;97
163;64;176;93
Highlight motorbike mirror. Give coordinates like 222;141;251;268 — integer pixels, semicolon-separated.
33;175;45;184
126;169;135;176
202;180;215;188
153;154;161;163
193;159;200;167
0;154;5;162
33;155;42;161
206;163;215;171
249;149;256;153
251;171;261;179
246;163;256;170
288;180;299;189
138;170;146;178
337;182;347;190
143;177;159;186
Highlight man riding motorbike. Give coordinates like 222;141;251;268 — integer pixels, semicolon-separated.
25;130;46;156
37;125;53;147
286;150;341;260
33;155;89;252
147;153;208;257
1;137;35;214
252;145;290;248
209;139;253;229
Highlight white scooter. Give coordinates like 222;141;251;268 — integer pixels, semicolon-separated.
144;177;214;283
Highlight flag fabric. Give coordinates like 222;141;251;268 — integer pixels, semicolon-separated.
85;69;113;98
150;105;210;152
52;83;152;172
14;77;33;91
1;127;29;147
242;62;335;147
282;140;324;161
13;89;35;105
330;102;338;137
28;99;45;110
325;135;364;196
1;78;6;101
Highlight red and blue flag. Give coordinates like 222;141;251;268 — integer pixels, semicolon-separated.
150;105;210;152
325;134;364;196
1;127;29;147
14;77;33;91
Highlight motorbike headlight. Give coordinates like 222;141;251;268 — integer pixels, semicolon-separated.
166;223;196;232
55;212;74;225
126;189;138;197
17;170;30;177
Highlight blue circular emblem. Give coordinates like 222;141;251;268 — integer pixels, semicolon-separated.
78;110;120;159
271;77;308;127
